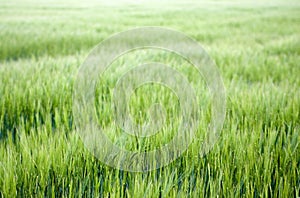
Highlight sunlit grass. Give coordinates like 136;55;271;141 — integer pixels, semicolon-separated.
0;0;299;197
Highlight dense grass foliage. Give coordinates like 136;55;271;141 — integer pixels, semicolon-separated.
0;0;299;197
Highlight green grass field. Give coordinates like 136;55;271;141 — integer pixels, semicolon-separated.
0;0;299;197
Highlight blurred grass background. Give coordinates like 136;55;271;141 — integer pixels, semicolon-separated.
0;0;299;197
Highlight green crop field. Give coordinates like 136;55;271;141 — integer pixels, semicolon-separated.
0;0;299;197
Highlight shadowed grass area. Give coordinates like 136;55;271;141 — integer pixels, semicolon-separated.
0;0;299;197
